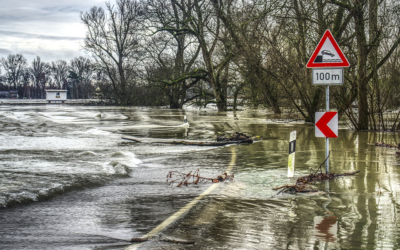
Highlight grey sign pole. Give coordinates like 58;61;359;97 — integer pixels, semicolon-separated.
326;86;329;174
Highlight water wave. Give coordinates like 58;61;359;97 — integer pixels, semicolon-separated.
77;151;98;157
109;151;142;168
0;172;122;208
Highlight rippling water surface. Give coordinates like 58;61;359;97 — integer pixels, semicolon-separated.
1;105;400;250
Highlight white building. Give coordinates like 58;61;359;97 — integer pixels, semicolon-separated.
45;89;67;103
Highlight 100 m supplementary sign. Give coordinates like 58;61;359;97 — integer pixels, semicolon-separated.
312;68;343;85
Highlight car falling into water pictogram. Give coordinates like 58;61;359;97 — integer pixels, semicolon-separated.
321;50;335;57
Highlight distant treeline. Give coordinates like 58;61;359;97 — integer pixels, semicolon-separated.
0;54;165;106
2;0;400;131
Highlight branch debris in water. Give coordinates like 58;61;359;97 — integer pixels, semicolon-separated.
216;132;261;143
273;153;360;195
167;169;234;187
122;132;262;146
130;237;195;244
373;142;400;148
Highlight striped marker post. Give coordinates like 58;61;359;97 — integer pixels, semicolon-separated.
288;131;297;177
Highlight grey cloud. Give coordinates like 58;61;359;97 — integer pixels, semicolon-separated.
42;5;87;14
0;48;12;54
0;1;107;24
0;30;84;41
1;48;87;64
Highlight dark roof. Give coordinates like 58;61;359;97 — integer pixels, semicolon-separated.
45;89;68;92
0;91;10;97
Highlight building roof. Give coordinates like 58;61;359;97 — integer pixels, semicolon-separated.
45;89;68;92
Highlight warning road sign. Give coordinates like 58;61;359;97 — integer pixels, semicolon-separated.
306;30;350;68
315;112;338;138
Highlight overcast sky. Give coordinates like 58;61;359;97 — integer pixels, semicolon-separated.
0;0;114;64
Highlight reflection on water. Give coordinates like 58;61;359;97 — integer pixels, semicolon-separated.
0;106;400;249
314;215;338;242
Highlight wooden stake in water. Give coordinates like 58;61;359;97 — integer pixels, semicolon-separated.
288;130;297;177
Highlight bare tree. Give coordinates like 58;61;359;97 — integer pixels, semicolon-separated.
81;0;144;105
211;0;282;113
0;54;27;91
51;60;69;89
154;0;234;111
328;0;400;130
145;0;206;109
69;57;95;99
29;56;50;98
21;70;31;98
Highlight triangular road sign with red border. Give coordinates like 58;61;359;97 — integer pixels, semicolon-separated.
306;30;350;68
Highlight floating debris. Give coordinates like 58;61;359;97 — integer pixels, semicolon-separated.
130;237;195;244
122;132;259;146
216;132;263;143
373;142;400;148
273;153;360;195
167;169;234;187
216;132;255;143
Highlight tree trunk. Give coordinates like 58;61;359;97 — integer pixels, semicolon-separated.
369;0;379;130
354;3;369;130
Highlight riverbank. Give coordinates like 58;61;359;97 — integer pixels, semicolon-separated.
0;99;101;105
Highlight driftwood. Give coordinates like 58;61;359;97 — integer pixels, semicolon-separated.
216;132;256;143
273;153;360;195
154;140;251;146
371;142;400;155
121;133;256;146
273;183;318;195
167;169;234;187
130;237;195;244
373;142;400;148
122;137;142;143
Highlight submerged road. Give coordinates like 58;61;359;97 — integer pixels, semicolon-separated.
126;147;237;250
1;106;400;249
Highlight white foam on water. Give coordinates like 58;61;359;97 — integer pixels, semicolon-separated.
176;122;190;127
102;161;129;175
82;128;113;135
110;151;142;168
0;111;32;121
77;151;98;157
91;112;128;120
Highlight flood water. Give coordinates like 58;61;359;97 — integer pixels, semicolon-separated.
0;105;400;250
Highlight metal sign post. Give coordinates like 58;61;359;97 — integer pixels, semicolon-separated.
307;29;350;175
326;86;329;173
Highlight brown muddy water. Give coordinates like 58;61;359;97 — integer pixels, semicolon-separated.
0;105;399;250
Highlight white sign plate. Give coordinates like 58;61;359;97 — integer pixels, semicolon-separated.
289;131;296;142
312;68;343;85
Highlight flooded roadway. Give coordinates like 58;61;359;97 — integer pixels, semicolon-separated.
0;105;400;249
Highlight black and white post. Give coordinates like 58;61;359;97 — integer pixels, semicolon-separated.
288;131;297;177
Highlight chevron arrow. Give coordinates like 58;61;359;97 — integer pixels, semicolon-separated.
315;112;338;138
